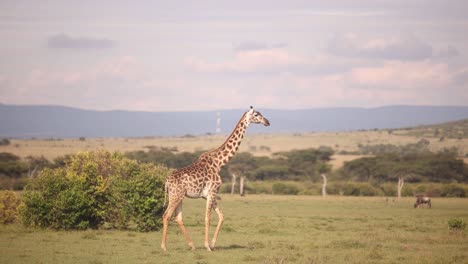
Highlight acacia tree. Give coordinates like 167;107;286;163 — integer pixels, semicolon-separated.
273;147;334;181
318;163;332;197
226;152;257;196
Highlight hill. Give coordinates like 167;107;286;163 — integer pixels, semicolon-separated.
1;104;468;138
395;118;468;139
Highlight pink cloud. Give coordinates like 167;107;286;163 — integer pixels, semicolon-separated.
185;48;308;73
327;33;433;61
254;59;464;108
347;60;452;89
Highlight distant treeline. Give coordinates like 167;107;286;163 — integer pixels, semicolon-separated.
123;146;467;182
123;146;468;197
1;140;467;196
125;146;334;182
226;180;468;198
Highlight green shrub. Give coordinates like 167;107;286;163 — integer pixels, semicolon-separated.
401;185;414;197
118;162;168;231
19;168;95;229
426;185;442;197
0;138;10;146
327;182;345;195
272;182;299;195
219;183;232;194
245;182;272;194
379;183;397;196
342;183;383;196
20;151;170;231
441;184;466;197
448;218;466;231
298;183;320;195
0;191;21;224
0;177;30;191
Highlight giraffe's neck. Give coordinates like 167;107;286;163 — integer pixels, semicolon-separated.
200;112;250;169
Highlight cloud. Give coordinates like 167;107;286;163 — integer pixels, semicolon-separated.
345;60;451;90
453;68;468;85
234;42;268;52
240;58;468;108
326;33;433;61
234;42;287;52
434;46;460;58
185;47;309;74
47;33;115;49
0;56;160;110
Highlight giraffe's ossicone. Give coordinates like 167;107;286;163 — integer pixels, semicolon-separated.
161;106;270;251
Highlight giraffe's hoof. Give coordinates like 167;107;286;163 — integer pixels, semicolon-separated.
188;242;196;250
161;245;167;252
210;241;216;250
205;245;212;252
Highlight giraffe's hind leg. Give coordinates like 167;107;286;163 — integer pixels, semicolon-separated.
204;194;224;251
161;193;184;251
204;195;214;251
174;202;195;250
161;202;175;251
210;200;224;250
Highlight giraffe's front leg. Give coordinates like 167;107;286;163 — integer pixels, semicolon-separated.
210;202;224;250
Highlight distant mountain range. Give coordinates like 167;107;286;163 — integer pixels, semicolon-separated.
1;104;468;138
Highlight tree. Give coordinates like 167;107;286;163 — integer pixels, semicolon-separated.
24;156;52;178
226;152;257;196
273;147;334;181
0;139;11;146
341;152;468;184
318;163;332;197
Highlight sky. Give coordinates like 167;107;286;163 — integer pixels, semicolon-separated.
1;0;468;111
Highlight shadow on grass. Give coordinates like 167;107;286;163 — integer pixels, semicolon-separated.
215;244;247;250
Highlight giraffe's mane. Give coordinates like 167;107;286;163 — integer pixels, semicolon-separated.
201;111;249;157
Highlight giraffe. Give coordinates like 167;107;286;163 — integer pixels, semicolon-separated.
161;106;270;251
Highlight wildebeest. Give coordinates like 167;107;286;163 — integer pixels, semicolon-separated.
414;194;431;208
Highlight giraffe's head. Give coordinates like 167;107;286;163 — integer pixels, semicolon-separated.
247;106;270;126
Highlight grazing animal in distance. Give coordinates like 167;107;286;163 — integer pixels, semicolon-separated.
414;194;431;208
161;106;270;251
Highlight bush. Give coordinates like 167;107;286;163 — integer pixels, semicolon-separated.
379;183;397;196
20;151;170;231
0;191;21;224
245;182;271;194
401;185;415;197
118;162;168;231
0;177;30;191
20;168;94;229
342;183;383;196
441;184;466;197
0;138;11;146
272;182;299;195
327;182;345;195
448;218;466;231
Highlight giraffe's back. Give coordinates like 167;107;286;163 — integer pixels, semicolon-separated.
166;161;218;199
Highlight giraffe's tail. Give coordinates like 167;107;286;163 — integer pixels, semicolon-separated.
163;181;169;207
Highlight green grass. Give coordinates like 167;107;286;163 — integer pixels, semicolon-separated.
1;195;468;263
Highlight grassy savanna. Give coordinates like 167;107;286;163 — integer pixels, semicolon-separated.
2;130;468;169
1;195;467;264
